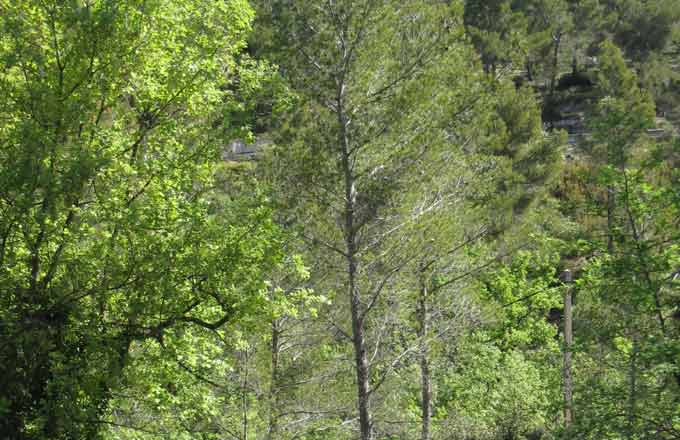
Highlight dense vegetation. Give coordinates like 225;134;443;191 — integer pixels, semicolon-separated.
0;1;678;439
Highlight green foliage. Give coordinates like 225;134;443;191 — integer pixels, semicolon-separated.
0;1;292;438
476;82;566;222
481;249;564;350
567;46;680;437
0;1;677;439
607;0;680;61
464;0;529;72
595;40;641;98
438;342;559;440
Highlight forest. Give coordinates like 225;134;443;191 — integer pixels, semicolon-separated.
0;0;678;439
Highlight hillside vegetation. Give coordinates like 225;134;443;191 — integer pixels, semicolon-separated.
0;1;678;439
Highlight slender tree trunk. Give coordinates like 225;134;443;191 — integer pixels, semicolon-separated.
606;141;621;254
627;335;638;440
562;271;574;432
607;186;615;254
338;91;373;440
242;348;249;440
267;320;281;440
550;31;562;95
417;275;432;440
350;278;372;440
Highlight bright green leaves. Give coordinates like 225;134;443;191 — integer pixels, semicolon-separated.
566;38;680;439
0;1;293;438
438;342;558;439
481;249;564;349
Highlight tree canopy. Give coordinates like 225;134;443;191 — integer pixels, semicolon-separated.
0;1;678;439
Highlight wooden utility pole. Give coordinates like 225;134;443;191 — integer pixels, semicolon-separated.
562;269;574;432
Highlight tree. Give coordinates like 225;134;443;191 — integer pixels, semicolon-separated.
515;0;574;94
562;41;680;439
0;1;288;438
574;137;680;438
250;1;505;437
399;78;564;439
463;0;529;75
432;246;565;439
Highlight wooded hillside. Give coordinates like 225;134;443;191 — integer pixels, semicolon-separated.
0;1;678;439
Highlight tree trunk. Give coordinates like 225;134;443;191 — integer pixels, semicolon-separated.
607;186;615;254
338;92;373;440
267;320;281;440
351;285;372;440
417;276;432;440
241;348;249;440
627;335;638;440
550;31;562;95
562;271;574;432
